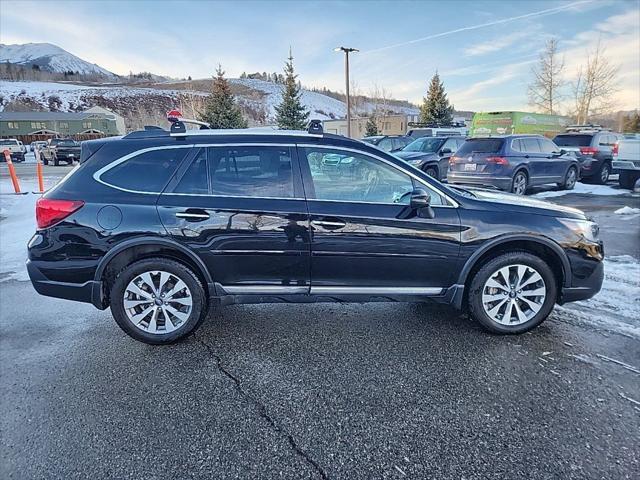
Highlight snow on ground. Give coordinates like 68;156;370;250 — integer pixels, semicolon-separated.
615;206;640;215
533;182;629;199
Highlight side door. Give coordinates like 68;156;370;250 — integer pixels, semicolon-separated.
157;144;311;293
298;145;461;292
519;137;546;184
539;137;568;180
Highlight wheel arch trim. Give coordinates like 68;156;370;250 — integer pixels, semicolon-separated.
456;234;572;288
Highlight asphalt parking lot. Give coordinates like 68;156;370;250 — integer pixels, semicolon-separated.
1;164;639;479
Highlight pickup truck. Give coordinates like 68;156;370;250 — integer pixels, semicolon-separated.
613;135;640;190
41;138;81;166
0;138;26;162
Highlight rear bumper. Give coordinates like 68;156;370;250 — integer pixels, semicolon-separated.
613;160;640;171
447;173;512;191
27;260;104;309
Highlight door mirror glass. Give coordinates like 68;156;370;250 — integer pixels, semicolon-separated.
410;189;435;219
440;148;452;156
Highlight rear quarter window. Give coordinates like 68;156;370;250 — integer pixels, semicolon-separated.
456;138;504;156
553;135;593;147
100;147;189;192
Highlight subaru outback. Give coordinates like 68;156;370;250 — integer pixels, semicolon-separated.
27;119;604;344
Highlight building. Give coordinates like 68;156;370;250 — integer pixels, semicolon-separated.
323;114;419;139
0;108;125;138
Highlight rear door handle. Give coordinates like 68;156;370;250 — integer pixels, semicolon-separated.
175;209;210;221
311;219;346;230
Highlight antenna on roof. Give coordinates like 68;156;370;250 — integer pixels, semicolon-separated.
308;119;323;135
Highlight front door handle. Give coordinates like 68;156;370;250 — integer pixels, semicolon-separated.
311;219;346;230
175;209;210;221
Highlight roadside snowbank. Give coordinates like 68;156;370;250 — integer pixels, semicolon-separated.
615;206;640;215
533;182;628;199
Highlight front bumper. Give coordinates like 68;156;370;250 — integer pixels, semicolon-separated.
27;260;104;308
559;253;604;304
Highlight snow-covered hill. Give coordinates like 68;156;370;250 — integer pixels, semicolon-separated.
0;43;115;77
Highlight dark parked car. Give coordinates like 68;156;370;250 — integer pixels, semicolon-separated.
553;131;621;184
41;138;81;166
361;135;413;153
28;124;603;344
448;135;579;194
394;136;465;180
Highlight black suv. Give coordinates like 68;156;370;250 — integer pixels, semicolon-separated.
553;130;621;184
394;136;465;180
28;123;604;344
361;135;412;153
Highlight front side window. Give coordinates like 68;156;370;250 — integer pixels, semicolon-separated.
302;147;415;204
377;138;393;152
208;146;294;198
403;137;444;153
442;138;459;153
101;147;188;192
521;138;541;153
539;139;559;154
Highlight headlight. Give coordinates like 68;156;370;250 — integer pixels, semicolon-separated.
558;218;599;242
408;159;423;165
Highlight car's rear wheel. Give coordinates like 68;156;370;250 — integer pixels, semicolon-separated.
558;166;578;190
468;252;557;334
110;258;207;344
511;171;528;195
594;162;610;184
53;155;59;166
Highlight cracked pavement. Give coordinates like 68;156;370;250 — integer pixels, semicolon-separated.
1;284;639;479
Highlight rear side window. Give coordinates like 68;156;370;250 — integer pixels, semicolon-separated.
174;148;208;194
208;146;294;198
101;148;188;192
456;138;504;156
553;135;593;147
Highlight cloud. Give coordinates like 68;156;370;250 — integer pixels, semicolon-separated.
363;0;595;54
464;30;536;57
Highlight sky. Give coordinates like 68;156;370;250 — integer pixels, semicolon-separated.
1;0;639;112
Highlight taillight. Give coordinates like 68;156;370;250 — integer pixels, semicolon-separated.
487;156;509;165
612;143;619;156
36;198;84;229
449;156;461;165
579;146;599;155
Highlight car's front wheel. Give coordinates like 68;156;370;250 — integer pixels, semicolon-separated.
423;166;438;179
110;258;207;344
468;252;557;334
558;166;578;190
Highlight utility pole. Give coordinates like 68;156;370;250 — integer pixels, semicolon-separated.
335;47;358;138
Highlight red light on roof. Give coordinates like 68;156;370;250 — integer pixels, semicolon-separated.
166;109;183;123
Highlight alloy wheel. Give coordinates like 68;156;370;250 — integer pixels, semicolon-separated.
481;264;546;326
123;270;193;334
600;164;610;183
512;173;527;195
566;168;577;189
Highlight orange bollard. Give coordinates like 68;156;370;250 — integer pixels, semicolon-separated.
3;149;21;194
35;151;45;193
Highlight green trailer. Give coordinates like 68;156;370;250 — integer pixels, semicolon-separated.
470;111;570;138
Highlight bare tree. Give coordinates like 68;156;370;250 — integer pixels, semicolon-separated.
572;40;619;124
528;38;565;114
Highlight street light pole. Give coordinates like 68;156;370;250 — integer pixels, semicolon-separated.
335;46;358;138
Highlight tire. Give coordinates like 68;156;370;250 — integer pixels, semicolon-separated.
424;166;438;179
468;251;557;334
558;166;578;190
594;162;611;185
110;258;207;344
510;170;528;195
53;155;59;167
619;170;640;190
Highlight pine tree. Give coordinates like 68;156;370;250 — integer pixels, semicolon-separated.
275;49;310;130
420;72;454;125
199;65;247;129
365;115;378;136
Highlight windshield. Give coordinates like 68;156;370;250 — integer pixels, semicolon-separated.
402;137;444;153
553;135;593;147
0;140;18;146
361;136;383;145
57;140;77;146
456;138;504;155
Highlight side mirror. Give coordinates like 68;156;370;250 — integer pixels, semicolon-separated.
440;148;452;156
410;189;435;219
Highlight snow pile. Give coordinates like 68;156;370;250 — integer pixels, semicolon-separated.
0;191;37;282
0;43;115;76
533;182;628;199
614;206;640;215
